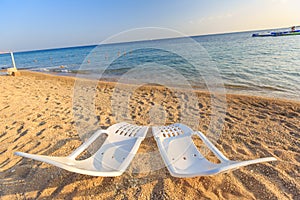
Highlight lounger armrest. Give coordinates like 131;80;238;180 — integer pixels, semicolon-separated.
68;129;108;159
194;131;230;163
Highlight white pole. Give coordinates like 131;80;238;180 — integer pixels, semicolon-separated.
10;52;17;69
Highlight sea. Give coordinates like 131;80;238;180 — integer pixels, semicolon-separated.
1;30;300;101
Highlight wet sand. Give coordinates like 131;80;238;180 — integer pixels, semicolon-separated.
0;71;299;199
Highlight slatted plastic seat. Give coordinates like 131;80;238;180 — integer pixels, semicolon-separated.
15;122;148;176
153;123;276;177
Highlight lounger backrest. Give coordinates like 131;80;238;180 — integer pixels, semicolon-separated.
153;124;207;170
107;122;148;138
153;123;193;139
92;123;148;171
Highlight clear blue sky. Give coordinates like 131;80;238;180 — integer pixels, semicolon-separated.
1;0;299;52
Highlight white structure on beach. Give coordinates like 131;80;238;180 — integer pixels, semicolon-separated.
7;52;19;76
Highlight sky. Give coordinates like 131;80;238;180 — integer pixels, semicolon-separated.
0;0;300;52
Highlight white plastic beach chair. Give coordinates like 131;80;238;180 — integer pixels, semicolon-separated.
15;122;148;176
153;124;276;177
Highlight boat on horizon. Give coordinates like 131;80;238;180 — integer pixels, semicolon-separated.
252;26;300;37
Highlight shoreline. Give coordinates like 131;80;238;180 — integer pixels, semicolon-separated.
19;70;300;104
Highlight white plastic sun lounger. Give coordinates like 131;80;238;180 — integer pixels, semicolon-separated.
15;122;148;176
153;124;276;177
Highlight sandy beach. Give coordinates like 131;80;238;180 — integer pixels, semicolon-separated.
0;71;299;199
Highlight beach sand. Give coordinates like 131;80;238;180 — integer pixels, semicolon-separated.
0;71;299;199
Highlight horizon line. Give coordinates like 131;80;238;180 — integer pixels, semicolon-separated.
2;25;299;54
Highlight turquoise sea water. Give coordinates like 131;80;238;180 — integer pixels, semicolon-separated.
1;31;300;101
